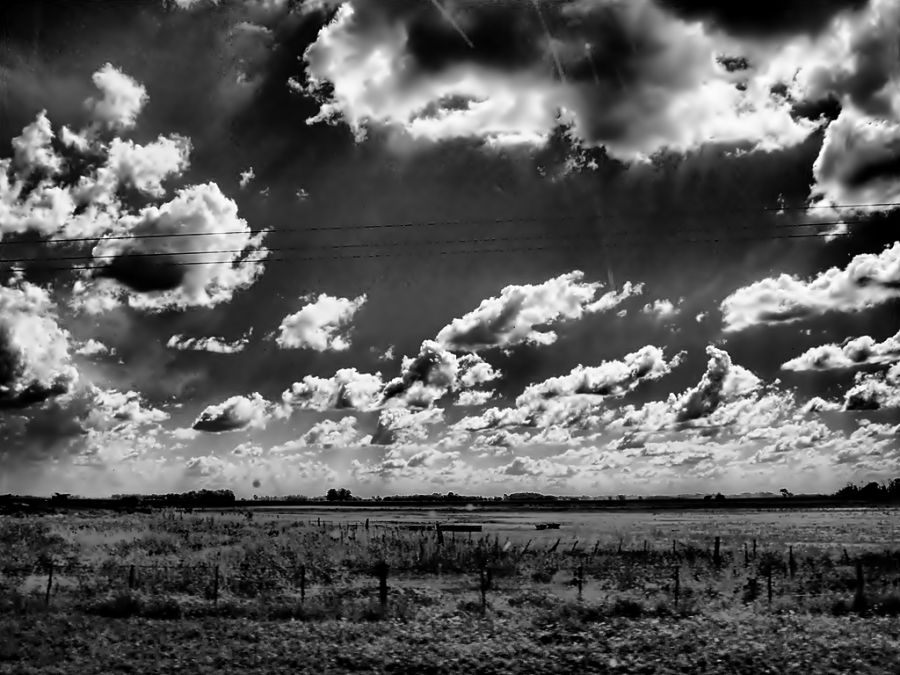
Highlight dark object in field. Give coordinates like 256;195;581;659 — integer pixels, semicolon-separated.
535;523;561;530
437;524;482;533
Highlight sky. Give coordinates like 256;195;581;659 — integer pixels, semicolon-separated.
2;0;900;498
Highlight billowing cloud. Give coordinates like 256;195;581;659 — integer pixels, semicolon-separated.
300;416;367;448
302;0;817;159
167;331;251;354
675;346;761;422
281;367;384;413
808;109;900;216
435;272;640;352
75;339;112;357
276;293;366;351
642;298;681;319
783;331;900;370
721;242;900;331
77;182;268;312
843;363;900;409
0;283;78;409
1;67;268;314
371;406;444;445
86;387;169;427
192;393;272;432
518;345;683;406
381;340;499;407
85;63;148;130
455;389;495;407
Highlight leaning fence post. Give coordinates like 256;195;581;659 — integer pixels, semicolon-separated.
45;561;54;607
375;561;389;611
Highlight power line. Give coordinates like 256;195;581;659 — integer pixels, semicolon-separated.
0;223;862;264
2;228;865;272
0;202;894;248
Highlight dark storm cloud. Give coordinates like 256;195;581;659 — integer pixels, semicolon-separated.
303;0;814;157
97;254;187;293
655;0;869;37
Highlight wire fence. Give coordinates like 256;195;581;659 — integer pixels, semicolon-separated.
3;533;897;612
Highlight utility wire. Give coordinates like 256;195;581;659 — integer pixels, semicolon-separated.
0;202;894;248
0;223;865;264
3;229;865;272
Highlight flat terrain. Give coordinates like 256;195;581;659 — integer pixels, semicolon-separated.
2;507;899;673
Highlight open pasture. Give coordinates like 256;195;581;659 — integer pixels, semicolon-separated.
3;506;900;673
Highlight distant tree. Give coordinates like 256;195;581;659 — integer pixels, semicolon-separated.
703;495;712;501
714;492;726;501
326;488;353;501
780;488;793;499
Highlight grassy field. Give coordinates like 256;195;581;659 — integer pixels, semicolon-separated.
2;507;900;673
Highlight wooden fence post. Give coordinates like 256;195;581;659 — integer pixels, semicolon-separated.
766;566;773;604
577;564;584;602
375;561;389;611
713;537;721;569
479;563;488;615
853;559;866;612
744;543;749;567
570;540;579;555
128;564;136;590
212;564;219;605
300;564;306;605
752;538;757;559
672;539;677;557
45;561;53;607
673;566;680;606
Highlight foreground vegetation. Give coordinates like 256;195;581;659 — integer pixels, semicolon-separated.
2;508;900;673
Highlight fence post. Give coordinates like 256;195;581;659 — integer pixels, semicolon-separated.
672;539;677;557
673;566;680;606
788;546;797;580
45;561;53;607
212;564;219;605
570;540;579;555
853;559;866;612
479;563;488;615
766;566;773;604
752;538;757;559
300;564;306;605
744;543;749;567
375;561;389;611
713;537;721;569
577;564;584;602
128;564;136;590
548;538;560;554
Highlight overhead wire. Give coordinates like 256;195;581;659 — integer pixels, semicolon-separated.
0;200;896;248
0;204;894;272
